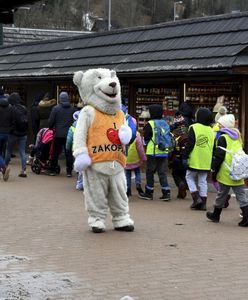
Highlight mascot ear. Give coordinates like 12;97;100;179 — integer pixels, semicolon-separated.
110;70;116;78
73;71;84;87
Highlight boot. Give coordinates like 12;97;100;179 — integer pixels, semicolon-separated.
177;181;187;199
160;190;171;201
238;205;248;227
190;191;202;209
136;183;144;195
139;186;153;200
206;206;222;223
197;196;207;211
127;187;132;197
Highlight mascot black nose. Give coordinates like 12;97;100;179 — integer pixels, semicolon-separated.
109;82;116;88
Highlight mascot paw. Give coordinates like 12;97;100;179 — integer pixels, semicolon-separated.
118;124;132;145
74;153;92;172
88;217;105;233
114;225;134;232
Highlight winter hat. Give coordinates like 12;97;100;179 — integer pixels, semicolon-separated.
215;106;227;123
218;114;235;129
73;110;80;121
59;91;69;102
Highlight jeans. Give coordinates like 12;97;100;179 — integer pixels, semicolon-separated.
5;134;27;170
0;155;5;169
146;155;170;191
186;169;208;197
125;167;141;189
0;133;8;159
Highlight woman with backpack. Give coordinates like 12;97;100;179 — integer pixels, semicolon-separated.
5;92;28;178
206;114;248;227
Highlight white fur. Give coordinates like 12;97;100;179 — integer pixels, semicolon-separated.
74;153;92;172
118;124;132;145
73;68;134;232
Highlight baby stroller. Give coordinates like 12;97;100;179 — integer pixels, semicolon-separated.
30;128;60;175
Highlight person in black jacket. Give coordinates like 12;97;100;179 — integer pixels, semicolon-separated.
0;89;14;181
5;92;28;178
48;91;76;176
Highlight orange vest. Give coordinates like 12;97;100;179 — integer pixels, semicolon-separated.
87;109;126;167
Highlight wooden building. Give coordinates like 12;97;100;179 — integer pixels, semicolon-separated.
0;12;248;147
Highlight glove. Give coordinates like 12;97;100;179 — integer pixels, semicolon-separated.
74;153;92;172
118;124;132;145
212;180;220;191
182;159;188;169
211;170;220;191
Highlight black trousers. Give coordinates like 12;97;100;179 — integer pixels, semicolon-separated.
146;155;169;190
50;137;74;173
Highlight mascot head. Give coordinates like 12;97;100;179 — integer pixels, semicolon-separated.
73;68;121;115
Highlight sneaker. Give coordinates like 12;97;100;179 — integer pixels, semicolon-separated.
136;184;144;195
160;191;171;201
26;156;34;165
2;167;10;181
139;192;153;200
66;172;72;177
18;170;27;178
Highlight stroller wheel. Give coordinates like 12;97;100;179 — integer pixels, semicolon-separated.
55;165;61;174
31;163;41;175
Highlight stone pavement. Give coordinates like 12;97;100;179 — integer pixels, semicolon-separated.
0;158;247;300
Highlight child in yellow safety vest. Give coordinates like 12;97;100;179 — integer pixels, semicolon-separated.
182;107;215;211
207;114;248;226
125;118;146;197
66;110;83;190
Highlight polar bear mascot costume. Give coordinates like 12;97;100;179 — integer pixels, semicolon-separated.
73;68;134;233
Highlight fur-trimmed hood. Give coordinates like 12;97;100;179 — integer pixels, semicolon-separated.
39;98;57;108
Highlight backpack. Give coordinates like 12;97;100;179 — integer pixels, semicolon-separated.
13;104;28;132
152;119;175;152
218;146;248;180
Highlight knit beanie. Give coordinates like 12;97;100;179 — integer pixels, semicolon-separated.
218;114;235;129
59;91;69;102
215;106;227;123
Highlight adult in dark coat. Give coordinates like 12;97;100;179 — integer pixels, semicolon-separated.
48;91;76;176
5;92;28;177
0;89;14;180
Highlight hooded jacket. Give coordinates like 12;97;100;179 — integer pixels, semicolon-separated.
0;97;14;134
48;97;76;138
211;128;241;173
143;104;163;144
8;92;28;137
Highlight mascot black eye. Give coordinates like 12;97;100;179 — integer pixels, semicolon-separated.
98;76;101;79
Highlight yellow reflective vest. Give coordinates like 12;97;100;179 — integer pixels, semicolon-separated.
188;123;215;170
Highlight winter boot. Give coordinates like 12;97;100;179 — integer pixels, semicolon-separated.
139;186;153;200
238;205;248;227
190;191;202;209
127;187;132;197
136;183;144;195
177;181;187;199
197;196;207;211
206;206;222;223
160;190;171;201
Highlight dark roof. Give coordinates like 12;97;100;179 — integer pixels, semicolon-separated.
3;27;88;46
1;12;248;80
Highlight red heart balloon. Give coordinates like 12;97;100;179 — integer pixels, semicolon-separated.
107;128;121;145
